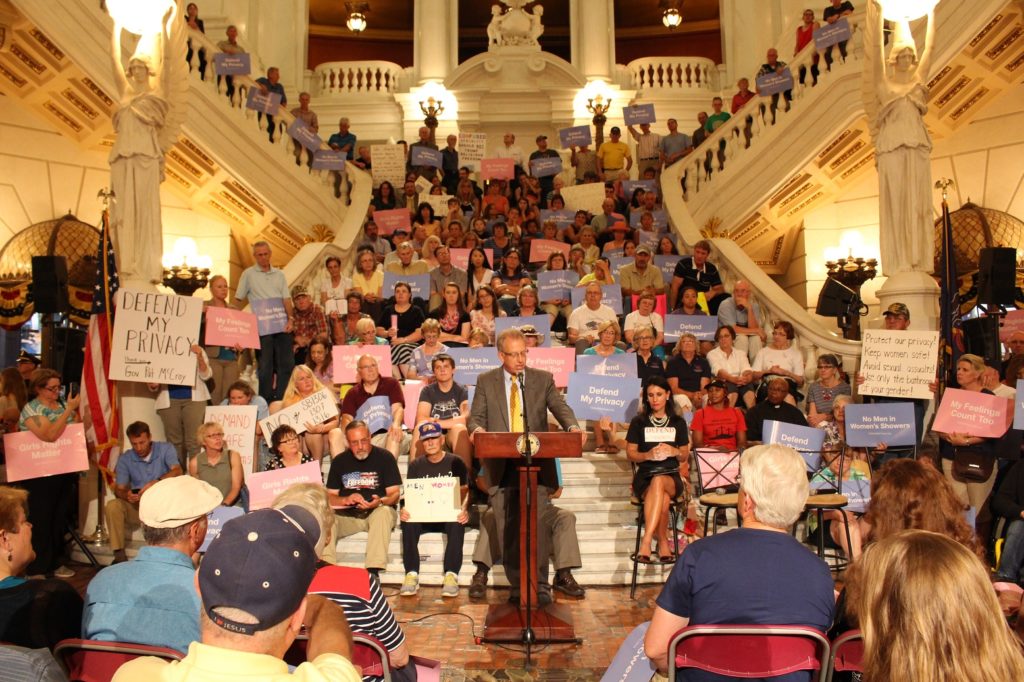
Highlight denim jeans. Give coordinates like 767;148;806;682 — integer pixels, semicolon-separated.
258;331;294;403
997;518;1024;584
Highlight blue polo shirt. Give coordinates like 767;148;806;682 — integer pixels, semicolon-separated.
114;442;179;489
82;546;200;654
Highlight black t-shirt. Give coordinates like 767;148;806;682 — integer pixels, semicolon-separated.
666;354;713;393
326;446;402;502
418;381;469;421
406;451;469;485
636;353;666;386
428;307;471;336
379;304;425;338
823;1;854;22
671;257;722;298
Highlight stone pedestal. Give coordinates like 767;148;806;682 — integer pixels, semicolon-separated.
875;270;939;331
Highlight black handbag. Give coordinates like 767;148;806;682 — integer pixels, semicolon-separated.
951;446;994;483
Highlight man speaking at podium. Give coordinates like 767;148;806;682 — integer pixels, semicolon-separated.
469;328;583;605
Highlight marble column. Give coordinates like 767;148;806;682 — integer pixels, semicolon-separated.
570;0;615;81
414;0;457;84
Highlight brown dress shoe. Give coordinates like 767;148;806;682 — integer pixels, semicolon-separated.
553;569;585;597
469;568;488;600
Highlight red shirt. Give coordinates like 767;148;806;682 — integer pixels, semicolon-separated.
691;405;747;449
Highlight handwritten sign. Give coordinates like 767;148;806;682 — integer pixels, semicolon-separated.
623;103;656;125
410;146;443;168
537;270;579;300
332;345;393;384
370;144;407;189
844;402;916;447
495;315;552;347
372;208;412;236
414;176;432;195
312;150;347;171
570;284;623;314
404;477;461;523
382;273;430;300
576;354;638;378
664;314;717;342
530;156;563;178
1015;380;1024;430
814;17;851;50
558;125;592;149
213;52;251;76
932;388;1013;439
323;299;348;317
250;298;288;337
205;307;260;349
356;395;393;434
480;158;515;180
859;330;939;399
755;67;794;96
287;120;323;152
999;309;1024;342
560;182;605;214
567;373;641;421
447;347;500;385
245;88;281;115
526;347;575;388
423;193;454;218
247;460;322;510
528;238;570;263
458;131;486;169
199;505;245;552
110;289;202;385
205;405;259;479
258;388;339;446
3;423;88;482
763;419;826;454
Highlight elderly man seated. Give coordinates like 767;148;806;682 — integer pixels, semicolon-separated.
644;444;836;678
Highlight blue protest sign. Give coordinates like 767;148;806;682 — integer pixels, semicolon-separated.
570;284;622;314
251;298;287;336
312;150;347;171
599;622;657;682
200;505;245;552
755;68;794;96
495;315;552;346
567;373;641;421
636;231;661;250
629;210;669;230
382;273;430;300
664;314;717;342
447;347;500;385
410;146;442;168
245;88;281;115
763;419;825;458
287;120;323;152
814;17;852;50
539;209;575;226
530;156;563;178
356;395;393;434
844;402;917;447
213;53;251;76
654;255;681;283
1015;380;1024;430
843;477;871;514
623;103;656;125
558;125;592;149
576;354;638;378
622;180;658;199
537;270;579;300
608;255;633;275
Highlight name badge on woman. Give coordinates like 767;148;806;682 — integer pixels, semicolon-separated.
645;427;675;443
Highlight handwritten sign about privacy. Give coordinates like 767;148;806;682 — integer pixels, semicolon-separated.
859;330;939;400
204;405;259;479
111;290;202;385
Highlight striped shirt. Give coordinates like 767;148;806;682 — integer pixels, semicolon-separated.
629;129;662;160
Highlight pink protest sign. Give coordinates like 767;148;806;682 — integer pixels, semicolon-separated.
247;460;322;510
528;239;570;263
999;309;1024;342
449;248;494;270
372;209;412;236
403;381;425;430
932;388;1013;439
332;344;394;384
526;347;576;388
4;423;89;482
205;306;260;349
480;158;515;180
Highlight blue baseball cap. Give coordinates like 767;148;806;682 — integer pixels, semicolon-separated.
418;422;443;440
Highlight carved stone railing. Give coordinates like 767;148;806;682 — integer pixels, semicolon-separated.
626;56;718;93
312;60;404;97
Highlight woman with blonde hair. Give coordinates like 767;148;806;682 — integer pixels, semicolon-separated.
421;235;443;270
847;530;1024;682
190;421;244;507
268;365;343;461
408;318;448;381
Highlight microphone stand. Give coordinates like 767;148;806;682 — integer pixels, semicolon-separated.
518;371;536;663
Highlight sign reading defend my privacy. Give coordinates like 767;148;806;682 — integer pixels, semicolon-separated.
110;289;203;385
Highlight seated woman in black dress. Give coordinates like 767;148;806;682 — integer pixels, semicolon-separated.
626;375;690;563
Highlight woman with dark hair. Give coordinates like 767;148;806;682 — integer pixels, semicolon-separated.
469;285;505;345
377;281;425;379
0;366;28;415
305;334;334;387
707;325;756;409
184;3;206;77
414;202;441;239
483;222;512;260
266;424;314;470
539;251;573;324
429;282;471;346
373;180;397;211
482;180;509;217
332;291;371;345
320;255;352;307
626;375;690;563
491;248;532;314
657;235;679;256
751;320;804;404
806;353;852;426
467;246;496;307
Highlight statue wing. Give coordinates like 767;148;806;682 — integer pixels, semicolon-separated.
861;0;883;144
158;5;189;155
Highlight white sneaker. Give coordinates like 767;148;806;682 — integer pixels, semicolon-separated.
400;572;419;596
53;565;75;579
441;572;459;598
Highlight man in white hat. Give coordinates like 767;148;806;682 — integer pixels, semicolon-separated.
83;477;223;654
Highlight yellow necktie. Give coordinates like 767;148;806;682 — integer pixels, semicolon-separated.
510;379;523;432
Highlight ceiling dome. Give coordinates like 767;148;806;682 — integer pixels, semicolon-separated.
934;202;1024;274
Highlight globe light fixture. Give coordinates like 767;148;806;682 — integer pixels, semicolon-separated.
662;9;683;29
346;12;367;33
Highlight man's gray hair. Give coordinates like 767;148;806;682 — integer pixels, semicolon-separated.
739;444;808;528
252;240;271;252
497;327;526;353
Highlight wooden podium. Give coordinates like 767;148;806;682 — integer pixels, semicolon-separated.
474;431;582;644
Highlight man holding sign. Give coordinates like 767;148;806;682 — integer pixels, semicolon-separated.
398;422;469;598
236;241;294;403
529;135;561;208
254;67;286;143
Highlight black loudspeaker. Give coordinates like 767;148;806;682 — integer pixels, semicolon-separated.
51;327;86;385
31;256;69;313
977;247;1017;305
815;277;857;317
962;316;1001;368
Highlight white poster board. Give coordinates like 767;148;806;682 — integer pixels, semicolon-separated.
371;144;407;190
110;289;203;385
424;193;454;217
403;476;461;522
257;388;339;446
204;405;259;479
459;132;487;170
859;329;940;400
560;182;606;214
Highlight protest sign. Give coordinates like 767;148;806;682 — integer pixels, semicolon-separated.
404;477;461;523
1000;309;1024;342
449;248;494;270
755;67;794;96
414;175;432;195
608;255;631;273
694;448;741;490
200;506;245;552
372;208;412;236
424;193;454;217
622;180;658;198
204;405;259;478
526;347;575;388
287;120;323;152
528;238;570;263
356;396;393;434
370;144;407;189
332;345;393;384
763;420;826;455
3;423;88;482
213;52;251;76
576;354;638;378
458;132;487;169
110;289;202;385
205;307;260;349
560;182;605;214
250;298;288;337
932;388;1013;439
539;209;575;227
245;88;281;115
558;125;592;149
447;347;500;385
410;146;443;168
623;103;656;125
664;314;717;342
859;330;940;399
495;315;552;346
312;150;347;171
258;388;338;446
402;381;424;430
570;284;623;314
844;477;871;514
323;298;348;317
844;402;916;447
567;373;641;421
654;255;681;283
1015;380;1024;430
382;273;430;300
530;156;563;178
480;158;515;180
536;270;579;300
629;210;669;230
814;17;852;50
247;461;322;510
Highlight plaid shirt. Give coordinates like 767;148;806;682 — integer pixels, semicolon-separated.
293;304;328;346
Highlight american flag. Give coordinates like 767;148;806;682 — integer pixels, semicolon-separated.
938;195;964;391
80;209;119;479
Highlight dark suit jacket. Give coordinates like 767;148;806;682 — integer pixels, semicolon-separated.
469;366;578;489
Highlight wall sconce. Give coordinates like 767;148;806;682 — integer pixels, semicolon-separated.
345;2;369;33
161;237;212;296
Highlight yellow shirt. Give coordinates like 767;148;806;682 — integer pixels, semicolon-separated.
351;270;383;297
597;141;630;171
385;261;429;276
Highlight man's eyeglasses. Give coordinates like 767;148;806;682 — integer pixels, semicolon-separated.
500;351;528;359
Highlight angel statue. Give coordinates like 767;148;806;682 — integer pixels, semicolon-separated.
866;0;935;276
109;2;187;285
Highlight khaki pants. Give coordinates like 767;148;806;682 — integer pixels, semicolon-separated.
158;398;208;470
105;497;140;551
331;505;397;570
472;496;582;573
941;458;997;514
733;332;764;365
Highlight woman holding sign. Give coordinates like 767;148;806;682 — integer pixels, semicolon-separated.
270;365;343;463
222;380;270;472
203;275;243;406
376;282;425;379
626;376;690;563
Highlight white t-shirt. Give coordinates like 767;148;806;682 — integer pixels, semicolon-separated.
567;304;618;340
752;345;804;378
707;346;751;378
624;310;664;334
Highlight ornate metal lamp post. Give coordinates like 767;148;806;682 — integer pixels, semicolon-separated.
824;252;878;340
